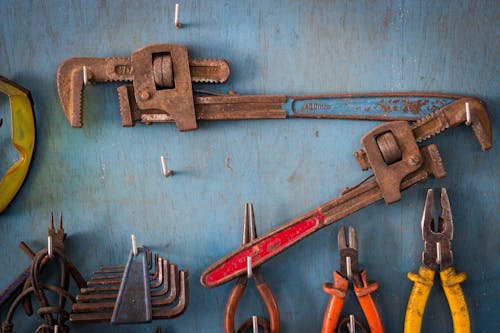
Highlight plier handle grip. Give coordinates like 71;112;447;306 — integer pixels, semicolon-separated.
404;188;470;333
322;226;384;333
224;203;280;333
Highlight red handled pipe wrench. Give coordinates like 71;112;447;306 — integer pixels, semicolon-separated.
201;98;492;288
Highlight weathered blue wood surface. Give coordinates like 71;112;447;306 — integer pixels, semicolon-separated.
0;1;498;332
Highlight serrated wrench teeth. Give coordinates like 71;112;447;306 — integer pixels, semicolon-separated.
57;44;229;131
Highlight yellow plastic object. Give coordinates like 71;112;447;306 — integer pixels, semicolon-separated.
441;267;470;333
0;76;35;213
404;266;434;333
404;266;470;333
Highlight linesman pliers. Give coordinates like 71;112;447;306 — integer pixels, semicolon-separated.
224;203;280;333
322;226;384;333
404;188;470;333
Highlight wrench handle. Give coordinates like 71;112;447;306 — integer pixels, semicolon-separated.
201;145;444;288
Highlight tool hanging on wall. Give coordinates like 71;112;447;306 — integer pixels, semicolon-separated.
70;236;189;325
0;213;86;333
57;43;467;132
224;203;280;333
322;226;383;333
404;188;470;333
201;96;492;288
0;76;36;213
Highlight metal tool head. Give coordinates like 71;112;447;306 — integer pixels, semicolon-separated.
338;226;361;286
461;99;493;151
48;212;66;252
242;203;258;245
57;44;229;131
421;188;454;270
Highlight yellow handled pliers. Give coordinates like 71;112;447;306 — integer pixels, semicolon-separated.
0;76;35;213
404;188;470;333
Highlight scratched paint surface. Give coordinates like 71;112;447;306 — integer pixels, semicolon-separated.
0;1;498;332
285;96;456;118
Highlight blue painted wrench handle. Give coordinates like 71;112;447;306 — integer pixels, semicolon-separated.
284;93;460;121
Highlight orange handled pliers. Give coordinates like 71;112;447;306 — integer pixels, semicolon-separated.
224;203;280;333
322;226;384;333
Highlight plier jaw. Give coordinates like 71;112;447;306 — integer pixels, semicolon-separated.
338;226;363;288
420;188;454;271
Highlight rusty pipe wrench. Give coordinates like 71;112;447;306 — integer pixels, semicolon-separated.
57;43;469;131
200;98;492;288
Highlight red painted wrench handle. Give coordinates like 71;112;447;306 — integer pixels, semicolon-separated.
202;211;325;288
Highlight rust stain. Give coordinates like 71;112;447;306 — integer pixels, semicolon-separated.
376;98;392;114
402;99;429;114
225;155;233;172
382;8;393;29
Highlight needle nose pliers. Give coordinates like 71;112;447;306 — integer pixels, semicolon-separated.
404;188;470;333
322;226;384;333
224;203;280;333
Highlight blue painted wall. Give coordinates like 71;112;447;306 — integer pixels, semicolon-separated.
0;1;498;332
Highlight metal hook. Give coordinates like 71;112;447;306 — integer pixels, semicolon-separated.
346;256;352;279
436;241;441;265
465;102;471;126
174;3;182;29
161;156;174;178
83;66;89;86
48;236;53;258
247;256;253;278
131;234;138;256
348;314;355;333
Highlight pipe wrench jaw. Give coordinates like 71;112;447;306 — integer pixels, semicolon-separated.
129;44;197;131
57;44;230;131
411;98;492;151
353;98;492;205
358;121;422;204
466;99;492;151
